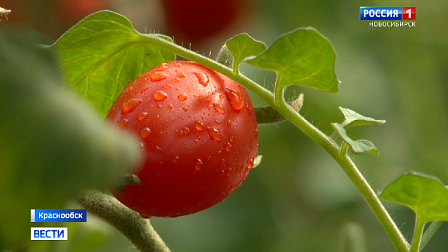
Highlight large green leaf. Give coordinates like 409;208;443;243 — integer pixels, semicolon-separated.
0;29;140;249
52;10;175;116
247;28;339;95
380;173;448;223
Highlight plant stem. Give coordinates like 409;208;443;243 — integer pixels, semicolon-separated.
410;216;425;252
339;151;410;252
141;34;410;252
420;221;443;250
78;190;171;252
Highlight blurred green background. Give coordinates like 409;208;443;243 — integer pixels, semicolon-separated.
2;0;447;251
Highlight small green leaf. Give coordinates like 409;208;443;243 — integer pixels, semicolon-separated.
339;107;386;128
51;10;175;116
0;29;140;249
226;33;267;73
380;172;448;223
216;44;234;68
331;123;379;155
247;28;339;95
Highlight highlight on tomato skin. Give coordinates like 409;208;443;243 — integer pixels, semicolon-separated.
107;61;258;217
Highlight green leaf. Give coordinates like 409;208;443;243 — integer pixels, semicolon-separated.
247;28;339;95
0;29;140;249
331;123;379;155
380;172;448;223
51;10;175;116
226;33;267;73
339;107;386;128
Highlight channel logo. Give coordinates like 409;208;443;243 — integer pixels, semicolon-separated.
31;209;87;222
360;7;415;20
31;227;68;240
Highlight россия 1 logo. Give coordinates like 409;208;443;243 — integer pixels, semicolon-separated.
360;7;415;20
360;7;415;27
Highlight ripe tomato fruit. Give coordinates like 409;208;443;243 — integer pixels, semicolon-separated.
107;61;258;217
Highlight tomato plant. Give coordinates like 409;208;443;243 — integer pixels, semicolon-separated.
107;61;258;217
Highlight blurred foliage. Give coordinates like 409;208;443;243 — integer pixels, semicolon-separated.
0;25;140;250
1;0;447;251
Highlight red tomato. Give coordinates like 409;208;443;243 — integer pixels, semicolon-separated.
161;0;240;43
107;61;258;217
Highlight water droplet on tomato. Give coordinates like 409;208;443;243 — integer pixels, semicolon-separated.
225;142;232;152
224;88;244;111
175;63;182;67
193;72;209;87
154;90;168;101
150;72;168;81
167;104;173;109
227;120;232;127
195;159;203;171
195;121;204;131
164;84;173;89
229;134;234;143
122;99;142;114
177;71;186;78
154;146;162;152
172;78;180;82
157;63;168;71
183;107;188;112
178;94;187;101
141;86;149;94
207;105;212;110
213;103;225;114
138;112;148;121
120;119;128;128
156;112;162;118
226;168;232;177
173;156;179;163
140;127;151;139
247;158;254;169
183;127;190;136
207;127;222;141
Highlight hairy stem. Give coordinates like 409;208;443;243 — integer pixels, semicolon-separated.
140;33;410;252
420;221;443;250
78;190;170;252
410;216;425;252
